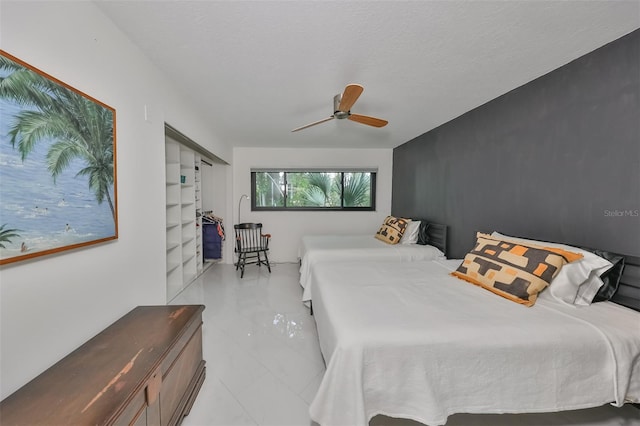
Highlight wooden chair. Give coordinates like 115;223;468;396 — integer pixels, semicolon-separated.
234;223;272;278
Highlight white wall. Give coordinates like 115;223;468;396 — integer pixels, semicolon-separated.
0;1;229;398
201;159;229;217
231;147;393;263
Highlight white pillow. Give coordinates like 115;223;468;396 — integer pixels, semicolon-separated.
400;220;421;245
491;232;612;306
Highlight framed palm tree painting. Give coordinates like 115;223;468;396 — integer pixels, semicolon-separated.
0;50;117;265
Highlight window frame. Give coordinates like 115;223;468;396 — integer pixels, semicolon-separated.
250;169;377;211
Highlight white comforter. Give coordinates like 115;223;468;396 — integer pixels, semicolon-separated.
298;235;445;302
309;260;640;426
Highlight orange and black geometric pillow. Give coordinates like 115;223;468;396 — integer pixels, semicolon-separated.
451;233;583;306
375;216;409;245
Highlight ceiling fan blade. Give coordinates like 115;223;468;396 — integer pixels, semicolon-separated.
338;84;364;112
291;116;335;132
348;114;388;128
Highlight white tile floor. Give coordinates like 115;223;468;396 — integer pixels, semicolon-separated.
171;262;640;426
171;262;320;426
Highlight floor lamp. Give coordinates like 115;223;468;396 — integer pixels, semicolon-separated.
236;194;250;267
238;194;250;224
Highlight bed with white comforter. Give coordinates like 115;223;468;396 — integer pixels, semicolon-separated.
298;235;445;303
309;259;640;426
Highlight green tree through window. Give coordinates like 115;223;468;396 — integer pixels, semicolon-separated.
251;170;375;211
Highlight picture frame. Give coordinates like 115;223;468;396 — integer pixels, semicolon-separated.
0;50;117;265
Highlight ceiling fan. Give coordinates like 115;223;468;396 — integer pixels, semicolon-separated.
291;84;388;132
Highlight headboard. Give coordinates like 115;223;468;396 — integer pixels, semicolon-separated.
612;254;640;312
418;222;447;257
416;222;638;312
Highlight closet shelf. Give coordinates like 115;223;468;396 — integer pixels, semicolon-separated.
166;138;213;302
166;261;180;274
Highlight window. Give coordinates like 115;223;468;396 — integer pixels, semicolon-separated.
251;169;376;211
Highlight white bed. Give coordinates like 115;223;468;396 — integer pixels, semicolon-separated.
309;259;640;426
298;232;446;303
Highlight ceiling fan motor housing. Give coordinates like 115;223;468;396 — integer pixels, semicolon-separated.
333;93;350;119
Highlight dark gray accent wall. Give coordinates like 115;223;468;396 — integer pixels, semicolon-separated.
392;30;640;259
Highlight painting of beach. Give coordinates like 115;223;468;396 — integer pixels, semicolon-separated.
0;51;117;265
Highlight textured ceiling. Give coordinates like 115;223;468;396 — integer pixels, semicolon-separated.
95;1;640;149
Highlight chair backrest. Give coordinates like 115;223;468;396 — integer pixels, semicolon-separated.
234;223;268;252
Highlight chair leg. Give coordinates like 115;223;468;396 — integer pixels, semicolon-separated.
263;251;271;273
256;251;261;267
239;253;246;278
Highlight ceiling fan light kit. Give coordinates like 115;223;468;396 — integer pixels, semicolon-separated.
292;83;388;132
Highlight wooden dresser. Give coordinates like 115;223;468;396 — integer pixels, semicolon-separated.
0;305;206;426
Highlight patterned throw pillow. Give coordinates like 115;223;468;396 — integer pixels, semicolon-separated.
375;216;409;245
452;233;583;306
